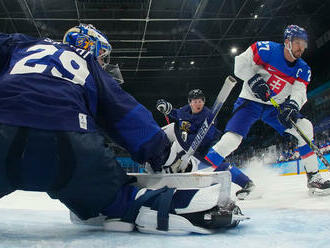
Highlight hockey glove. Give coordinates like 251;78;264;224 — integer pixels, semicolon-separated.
248;74;271;102
156;99;172;115
145;140;192;174
278;99;300;129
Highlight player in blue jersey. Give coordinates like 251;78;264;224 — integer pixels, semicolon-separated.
156;89;220;162
0;24;246;234
203;25;330;197
156;90;255;195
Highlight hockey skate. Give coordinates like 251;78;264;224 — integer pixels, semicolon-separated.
307;171;330;196
104;184;249;235
235;180;261;200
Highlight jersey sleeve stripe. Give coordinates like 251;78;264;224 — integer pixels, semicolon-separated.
251;42;267;67
297;77;309;87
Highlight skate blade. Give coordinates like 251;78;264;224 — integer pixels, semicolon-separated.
308;188;330;196
232;214;250;222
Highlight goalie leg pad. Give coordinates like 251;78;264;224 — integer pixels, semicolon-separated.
135;202;246;235
104;184;247;235
135;207;213;235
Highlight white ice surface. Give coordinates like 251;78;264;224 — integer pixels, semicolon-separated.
1;162;330;248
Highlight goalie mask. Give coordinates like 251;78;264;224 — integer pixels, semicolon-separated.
63;24;112;68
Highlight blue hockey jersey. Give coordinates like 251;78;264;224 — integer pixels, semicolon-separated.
169;104;221;154
0;33;170;167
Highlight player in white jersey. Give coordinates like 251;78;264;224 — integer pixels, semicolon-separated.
204;25;330;197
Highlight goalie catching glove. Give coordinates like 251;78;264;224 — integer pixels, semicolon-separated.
104;184;248;235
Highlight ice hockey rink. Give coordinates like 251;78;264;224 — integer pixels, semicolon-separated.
0;0;329;247
1;161;330;248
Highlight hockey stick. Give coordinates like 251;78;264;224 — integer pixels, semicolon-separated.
164;114;170;124
178;76;237;172
270;97;330;168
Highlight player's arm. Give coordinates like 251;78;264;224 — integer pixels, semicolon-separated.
155;99;181;120
0;33;38;70
234;42;272;82
94;68;171;171
290;65;310;109
168;107;179;120
0;33;37;49
235;42;273;102
0;33;18;69
277;65;310;129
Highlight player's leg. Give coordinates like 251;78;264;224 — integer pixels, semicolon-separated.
161;122;177;143
47;131;132;220
0;123;19;198
58;131;248;234
286;119;330;194
1;125;79;194
263;108;330;194
205;98;260;199
60;130;249;234
0;126;124;225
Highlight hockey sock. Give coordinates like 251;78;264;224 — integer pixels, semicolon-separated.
205;148;250;188
298;143;318;173
228;166;250;188
101;185;138;218
205;147;225;168
298;143;315;159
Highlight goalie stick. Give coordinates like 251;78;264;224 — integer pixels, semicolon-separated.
178;75;237;172
270;97;330;168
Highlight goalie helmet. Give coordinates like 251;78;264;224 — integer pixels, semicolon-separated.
284;25;308;44
188;89;205;103
63;23;112;68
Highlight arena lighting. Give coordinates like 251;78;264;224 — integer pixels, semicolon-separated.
231;47;238;54
190;60;195;65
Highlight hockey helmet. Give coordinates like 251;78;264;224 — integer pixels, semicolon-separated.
188;89;205;103
63;23;112;68
284;25;308;46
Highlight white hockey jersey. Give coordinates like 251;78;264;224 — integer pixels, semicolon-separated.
234;41;311;109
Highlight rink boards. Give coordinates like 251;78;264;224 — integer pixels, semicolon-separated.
271;154;330;175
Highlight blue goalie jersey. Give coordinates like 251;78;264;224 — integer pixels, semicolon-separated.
0;33;169;165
